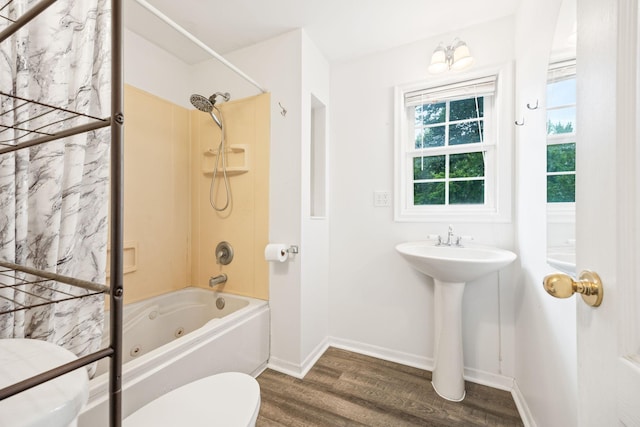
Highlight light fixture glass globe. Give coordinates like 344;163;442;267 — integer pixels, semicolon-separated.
428;45;448;74
451;42;473;70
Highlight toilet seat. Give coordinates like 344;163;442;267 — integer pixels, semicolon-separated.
123;372;261;427
0;338;89;427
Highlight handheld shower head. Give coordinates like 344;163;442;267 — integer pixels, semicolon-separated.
190;92;232;212
190;92;230;111
190;92;231;129
190;94;213;113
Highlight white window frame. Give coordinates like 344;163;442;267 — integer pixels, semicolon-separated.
545;59;576;224
394;64;513;222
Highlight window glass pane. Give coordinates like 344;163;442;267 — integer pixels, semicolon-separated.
414;182;445;205
547;175;575;202
415;125;445;149
413;156;445;180
547;143;576;172
547;106;576;134
450;152;485;178
449;120;484;145
416;102;446;126
450;180;484;204
414;106;421;126
450;97;483;121
403;85;497;213
547;78;576;107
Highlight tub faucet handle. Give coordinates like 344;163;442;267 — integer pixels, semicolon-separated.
215;241;234;265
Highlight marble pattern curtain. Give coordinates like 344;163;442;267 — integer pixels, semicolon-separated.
0;0;111;371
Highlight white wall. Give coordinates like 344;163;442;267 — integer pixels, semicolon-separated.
300;33;331;363
329;16;518;385
513;0;578;426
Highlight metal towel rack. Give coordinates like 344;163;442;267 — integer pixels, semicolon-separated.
0;0;124;425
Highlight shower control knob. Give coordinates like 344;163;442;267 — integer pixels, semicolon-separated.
215;241;234;265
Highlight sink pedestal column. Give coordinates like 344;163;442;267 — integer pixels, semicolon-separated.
431;279;466;401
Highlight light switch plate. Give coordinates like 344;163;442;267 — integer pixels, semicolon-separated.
374;191;391;207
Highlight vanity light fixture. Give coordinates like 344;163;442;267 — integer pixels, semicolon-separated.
428;38;474;74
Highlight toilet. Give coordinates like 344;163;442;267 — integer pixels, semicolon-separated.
123;372;261;427
0;338;89;427
0;339;260;427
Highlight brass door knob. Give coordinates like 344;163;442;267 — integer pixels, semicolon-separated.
543;270;603;307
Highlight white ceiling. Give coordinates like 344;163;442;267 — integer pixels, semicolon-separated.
124;0;523;65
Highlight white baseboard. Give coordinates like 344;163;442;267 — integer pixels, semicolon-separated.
250;361;269;378
299;338;330;377
266;356;302;378
329;336;515;392
329;336;433;371
267;337;330;379
511;380;536;427
463;366;514;391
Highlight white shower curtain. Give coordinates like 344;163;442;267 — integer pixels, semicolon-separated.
0;0;111;370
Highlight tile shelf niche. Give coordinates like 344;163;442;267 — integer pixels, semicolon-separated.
202;144;249;176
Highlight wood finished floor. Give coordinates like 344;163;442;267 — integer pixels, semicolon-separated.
256;347;523;427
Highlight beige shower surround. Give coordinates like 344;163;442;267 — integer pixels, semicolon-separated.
121;85;270;304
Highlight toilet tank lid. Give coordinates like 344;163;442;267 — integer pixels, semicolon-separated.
0;338;89;427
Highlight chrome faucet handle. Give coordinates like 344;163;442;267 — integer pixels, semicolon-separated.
215;241;234;265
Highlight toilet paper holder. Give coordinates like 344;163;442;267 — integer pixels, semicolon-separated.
264;244;299;263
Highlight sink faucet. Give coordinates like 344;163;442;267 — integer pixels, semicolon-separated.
446;225;455;245
436;225;463;247
209;273;227;287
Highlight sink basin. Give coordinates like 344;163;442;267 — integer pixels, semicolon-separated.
395;240;517;401
395;241;517;283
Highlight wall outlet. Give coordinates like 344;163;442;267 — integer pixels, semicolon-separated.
374;191;391;207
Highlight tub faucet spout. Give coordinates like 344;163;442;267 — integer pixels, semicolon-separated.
209;274;228;287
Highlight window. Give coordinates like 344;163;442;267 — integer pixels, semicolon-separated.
546;60;576;204
395;67;512;222
411;96;489;206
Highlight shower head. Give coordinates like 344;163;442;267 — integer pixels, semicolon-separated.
190;92;231;112
190;92;230;129
190;94;213;113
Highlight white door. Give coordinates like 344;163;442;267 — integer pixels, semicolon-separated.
577;0;640;425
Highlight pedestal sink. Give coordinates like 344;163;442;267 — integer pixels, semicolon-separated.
395;241;517;401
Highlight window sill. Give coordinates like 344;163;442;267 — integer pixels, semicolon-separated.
395;206;511;223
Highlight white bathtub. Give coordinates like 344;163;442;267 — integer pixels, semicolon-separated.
79;287;269;426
